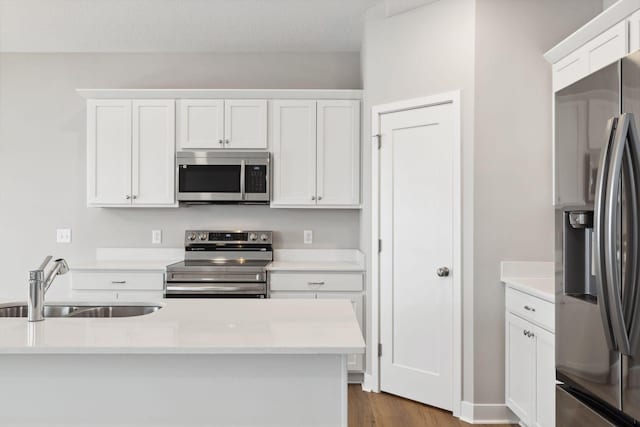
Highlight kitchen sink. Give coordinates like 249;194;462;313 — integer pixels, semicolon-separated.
0;303;162;318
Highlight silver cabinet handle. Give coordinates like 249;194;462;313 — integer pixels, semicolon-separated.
308;281;325;286
125;195;131;200
311;196;316;201
436;267;450;277
523;330;527;336
218;139;223;145
225;139;230;145
318;196;323;201
524;305;536;312
132;195;137;200
111;280;126;284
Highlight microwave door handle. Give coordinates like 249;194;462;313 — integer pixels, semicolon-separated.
605;114;632;355
240;160;246;201
594;116;619;351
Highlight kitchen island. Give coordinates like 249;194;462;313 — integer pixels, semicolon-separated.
0;299;364;427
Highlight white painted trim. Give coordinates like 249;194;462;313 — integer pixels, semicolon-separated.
459;401;519;425
77;88;363;100
543;0;640;63
370;91;463;414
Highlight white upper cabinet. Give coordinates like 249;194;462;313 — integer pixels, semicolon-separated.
316;100;360;207
178;99;267;150
271;99;361;208
224;99;268;149
178;99;224;149
271;100;317;206
87;99;177;207
132;100;176;206
551;20;627;91
87;100;132;206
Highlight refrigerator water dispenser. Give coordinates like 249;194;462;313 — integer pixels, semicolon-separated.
563;210;598;303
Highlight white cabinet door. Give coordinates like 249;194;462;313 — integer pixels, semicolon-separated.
506;313;536;426
271;100;317;206
534;326;556;427
132;100;176;206
178;99;224;149
86;99;132;206
317;292;364;372
584;21;627;74
316;100;360;206
224;99;267;149
630;10;640;53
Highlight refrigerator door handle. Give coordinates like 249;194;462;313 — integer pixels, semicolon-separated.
622;113;640;354
604;113;632;355
594;116;620;351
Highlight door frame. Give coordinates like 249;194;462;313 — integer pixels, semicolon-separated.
368;91;462;416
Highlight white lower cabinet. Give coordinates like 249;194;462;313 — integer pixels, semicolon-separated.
505;288;555;427
270;271;365;372
71;270;165;302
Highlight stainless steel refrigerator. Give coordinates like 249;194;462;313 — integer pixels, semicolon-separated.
556;50;640;426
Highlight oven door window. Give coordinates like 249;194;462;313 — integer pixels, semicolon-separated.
179;165;241;193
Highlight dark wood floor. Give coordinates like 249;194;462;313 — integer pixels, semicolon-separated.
348;385;515;427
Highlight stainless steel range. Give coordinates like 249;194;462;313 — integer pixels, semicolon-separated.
165;230;272;298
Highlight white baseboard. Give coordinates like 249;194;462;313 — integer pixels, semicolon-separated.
362;373;378;392
459;401;519;424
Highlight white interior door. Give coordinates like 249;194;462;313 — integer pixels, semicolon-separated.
379;102;455;410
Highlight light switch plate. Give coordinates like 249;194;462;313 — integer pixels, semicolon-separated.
56;229;71;243
304;230;313;245
152;230;162;245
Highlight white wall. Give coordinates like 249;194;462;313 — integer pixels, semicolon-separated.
362;0;604;408
361;0;477;400
473;0;602;404
0;52;362;299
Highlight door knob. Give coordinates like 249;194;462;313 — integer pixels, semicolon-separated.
436;267;450;277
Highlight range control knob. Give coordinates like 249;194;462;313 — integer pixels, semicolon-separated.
248;233;258;241
187;232;197;241
198;233;208;241
260;233;269;242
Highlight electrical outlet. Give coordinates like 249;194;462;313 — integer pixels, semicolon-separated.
152;230;162;245
56;229;71;243
304;230;313;245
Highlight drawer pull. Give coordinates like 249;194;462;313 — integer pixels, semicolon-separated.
111;280;127;284
524;305;536;312
308;281;325;286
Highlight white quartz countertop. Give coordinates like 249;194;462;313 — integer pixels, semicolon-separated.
268;249;365;272
500;261;555;303
0;299;365;355
72;260;179;271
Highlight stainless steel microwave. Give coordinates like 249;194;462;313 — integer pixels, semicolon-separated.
176;151;270;204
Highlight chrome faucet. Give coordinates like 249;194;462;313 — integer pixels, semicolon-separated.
28;256;69;322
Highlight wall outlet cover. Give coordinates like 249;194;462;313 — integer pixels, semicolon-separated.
152;230;162;245
56;229;71;244
304;230;313;245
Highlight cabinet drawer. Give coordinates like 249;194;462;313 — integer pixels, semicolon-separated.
269;273;363;292
71;271;164;291
71;289;163;302
506;287;554;331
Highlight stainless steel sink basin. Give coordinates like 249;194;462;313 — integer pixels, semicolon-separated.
0;303;162;318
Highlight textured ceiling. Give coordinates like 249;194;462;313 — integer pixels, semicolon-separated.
0;0;380;53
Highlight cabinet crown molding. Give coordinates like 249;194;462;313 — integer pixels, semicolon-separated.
76;88;363;100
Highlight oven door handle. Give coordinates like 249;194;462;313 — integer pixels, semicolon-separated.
165;283;266;294
167;273;265;282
